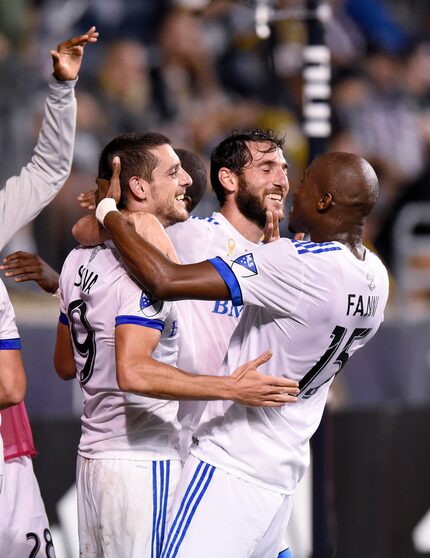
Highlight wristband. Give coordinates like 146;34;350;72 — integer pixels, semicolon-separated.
95;198;119;226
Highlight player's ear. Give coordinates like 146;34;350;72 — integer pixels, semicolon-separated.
128;176;148;201
218;167;237;195
317;192;334;211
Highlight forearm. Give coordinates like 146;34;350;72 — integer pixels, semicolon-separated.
54;323;77;380
30;77;77;188
72;215;108;246
0;351;26;409
118;356;235;401
0;79;77;249
104;210;229;301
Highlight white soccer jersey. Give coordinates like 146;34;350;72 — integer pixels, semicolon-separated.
59;243;181;460
166;212;259;456
0;279;21;483
191;239;389;494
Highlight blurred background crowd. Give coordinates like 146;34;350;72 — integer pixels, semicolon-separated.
0;0;429;317
1;3;430;555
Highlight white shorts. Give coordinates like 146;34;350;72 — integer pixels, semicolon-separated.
161;455;293;558
0;455;55;558
77;455;181;558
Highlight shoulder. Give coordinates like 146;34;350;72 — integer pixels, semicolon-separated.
289;239;344;257
167;214;221;238
167;215;223;262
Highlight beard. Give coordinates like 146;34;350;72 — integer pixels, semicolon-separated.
235;175;268;229
157;203;189;227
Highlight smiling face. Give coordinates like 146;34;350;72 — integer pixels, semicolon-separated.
235;141;289;228
146;144;192;227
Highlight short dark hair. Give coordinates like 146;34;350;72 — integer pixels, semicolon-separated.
98;132;171;208
210;129;285;206
175;148;208;212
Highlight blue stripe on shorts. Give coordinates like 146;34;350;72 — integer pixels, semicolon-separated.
161;460;215;558
152;460;172;558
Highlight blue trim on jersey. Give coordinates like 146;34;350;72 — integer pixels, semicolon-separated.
152;461;171;558
190;215;220;225
161;461;215;558
0;338;21;350
115;315;165;332
291;239;342;256
208;257;243;307
278;548;293;558
59;312;69;325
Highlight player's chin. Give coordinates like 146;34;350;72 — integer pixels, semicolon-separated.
265;201;285;220
174;203;189;222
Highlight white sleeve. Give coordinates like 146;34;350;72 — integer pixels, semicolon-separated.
166;219;213;263
0;77;77;250
209;239;305;316
116;275;173;333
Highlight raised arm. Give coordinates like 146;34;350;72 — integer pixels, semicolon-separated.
116;323;298;405
97;157;229;301
0;27;98;250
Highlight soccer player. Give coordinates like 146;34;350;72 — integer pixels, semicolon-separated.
95;151;390;558
74;130;295;558
165;130;289;460
54;132;299;558
0;27;98;557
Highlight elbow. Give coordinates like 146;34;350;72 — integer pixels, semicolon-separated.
117;371;132;392
116;362;134;392
54;358;76;381
0;379;26;410
116;364;156;396
56;369;75;381
145;277;177;302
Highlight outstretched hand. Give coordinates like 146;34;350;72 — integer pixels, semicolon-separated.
0;252;59;294
230;351;299;407
51;26;99;81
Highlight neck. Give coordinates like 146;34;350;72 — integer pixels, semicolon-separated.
310;225;366;260
219;205;263;243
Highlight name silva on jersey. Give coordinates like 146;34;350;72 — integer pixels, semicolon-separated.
74;265;99;294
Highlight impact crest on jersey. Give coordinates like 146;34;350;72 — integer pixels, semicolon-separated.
139;291;164;318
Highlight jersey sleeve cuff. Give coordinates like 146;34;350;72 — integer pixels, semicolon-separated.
0;338;21;350
115;315;165;332
208;257;243;306
59;312;69;325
